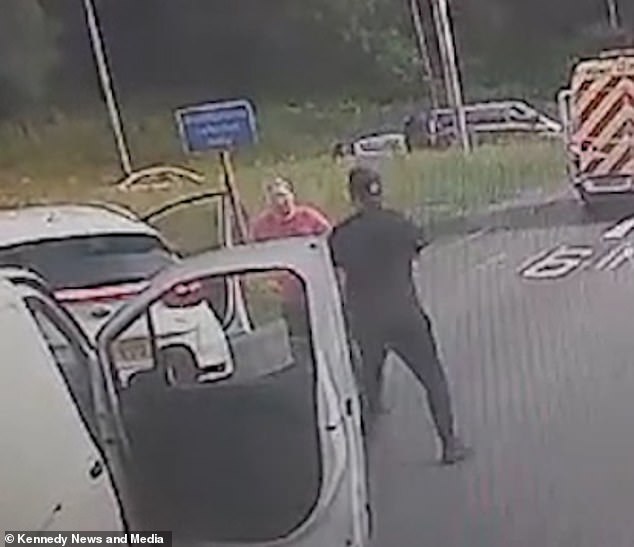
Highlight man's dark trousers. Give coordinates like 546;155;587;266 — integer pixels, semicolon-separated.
351;302;455;445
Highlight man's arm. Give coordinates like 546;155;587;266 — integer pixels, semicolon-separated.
403;215;429;254
327;227;347;302
414;228;429;253
400;215;428;302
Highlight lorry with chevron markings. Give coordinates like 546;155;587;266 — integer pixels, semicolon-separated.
558;48;634;204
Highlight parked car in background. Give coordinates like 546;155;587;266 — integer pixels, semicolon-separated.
332;131;410;161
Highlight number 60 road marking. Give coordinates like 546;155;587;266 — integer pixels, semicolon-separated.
519;217;634;280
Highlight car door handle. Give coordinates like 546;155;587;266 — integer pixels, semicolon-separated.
89;460;104;480
90;306;110;319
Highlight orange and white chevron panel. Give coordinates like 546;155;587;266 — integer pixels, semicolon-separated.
570;59;634;179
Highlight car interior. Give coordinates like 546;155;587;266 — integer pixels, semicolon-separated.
115;273;323;542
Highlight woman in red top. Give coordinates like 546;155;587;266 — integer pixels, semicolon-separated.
250;177;332;338
251;177;332;242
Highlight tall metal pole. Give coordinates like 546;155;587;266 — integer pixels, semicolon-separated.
409;0;440;110
606;0;620;30
429;0;451;105
81;0;133;175
434;0;471;152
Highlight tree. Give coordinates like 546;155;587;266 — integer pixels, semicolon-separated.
0;0;60;115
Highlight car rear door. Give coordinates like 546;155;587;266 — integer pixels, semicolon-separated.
94;237;369;547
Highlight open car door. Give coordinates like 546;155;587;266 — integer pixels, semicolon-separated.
94;236;369;547
139;178;252;335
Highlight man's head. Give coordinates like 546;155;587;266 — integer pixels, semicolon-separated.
348;165;383;209
264;176;296;218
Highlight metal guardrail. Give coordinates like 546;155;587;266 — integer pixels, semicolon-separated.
428;100;562;138
333;100;563;159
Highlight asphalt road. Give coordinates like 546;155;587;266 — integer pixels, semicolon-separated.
368;200;634;547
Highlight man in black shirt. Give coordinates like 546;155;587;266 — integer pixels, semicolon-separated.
329;166;470;465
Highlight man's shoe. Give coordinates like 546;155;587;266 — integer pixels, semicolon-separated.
441;438;472;465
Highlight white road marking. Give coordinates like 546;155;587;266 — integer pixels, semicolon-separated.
595;244;628;270
602;216;634;241
517;247;556;273
520;245;594;280
602;244;634;271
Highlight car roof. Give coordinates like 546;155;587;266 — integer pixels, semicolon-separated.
0;204;160;248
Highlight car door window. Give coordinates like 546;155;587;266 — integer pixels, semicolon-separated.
24;297;99;444
142;193;227;257
106;269;322;543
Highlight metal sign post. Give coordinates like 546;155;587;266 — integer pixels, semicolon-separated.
409;0;440;110
175;99;257;244
219;149;249;244
606;0;621;30
430;0;451;104
81;0;133;176
433;0;471;153
82;0;206;190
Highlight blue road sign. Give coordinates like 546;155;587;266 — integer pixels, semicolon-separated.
175;99;257;153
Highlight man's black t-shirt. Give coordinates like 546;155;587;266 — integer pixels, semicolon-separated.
328;206;427;320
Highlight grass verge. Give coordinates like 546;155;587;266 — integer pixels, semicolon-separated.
0;140;565;214
0;104;566;249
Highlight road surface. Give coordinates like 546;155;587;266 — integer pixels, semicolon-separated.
369;200;634;547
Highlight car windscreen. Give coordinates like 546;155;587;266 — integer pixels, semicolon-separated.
0;234;174;290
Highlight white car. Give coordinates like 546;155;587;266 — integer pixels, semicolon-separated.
332;131;410;161
0;236;370;545
0;204;233;386
0;272;124;531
